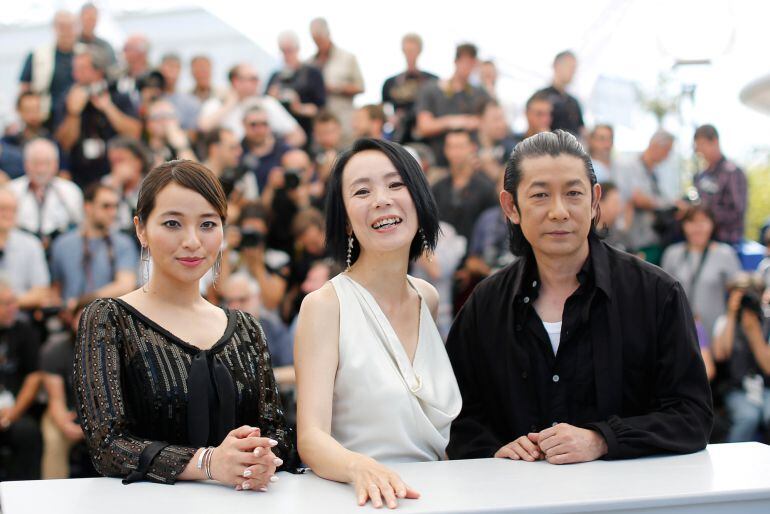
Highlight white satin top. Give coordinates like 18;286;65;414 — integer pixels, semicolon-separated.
329;273;462;463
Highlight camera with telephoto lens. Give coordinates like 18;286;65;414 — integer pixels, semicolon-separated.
238;228;265;249
728;273;765;320
219;165;248;198
284;168;302;190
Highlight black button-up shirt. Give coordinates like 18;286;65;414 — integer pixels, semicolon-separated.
446;234;713;460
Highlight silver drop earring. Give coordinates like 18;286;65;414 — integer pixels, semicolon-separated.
346;234;354;271
212;249;223;289
141;245;150;293
420;228;432;261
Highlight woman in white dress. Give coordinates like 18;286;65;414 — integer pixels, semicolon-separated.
295;138;462;509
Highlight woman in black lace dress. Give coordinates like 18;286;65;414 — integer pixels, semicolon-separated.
74;160;294;491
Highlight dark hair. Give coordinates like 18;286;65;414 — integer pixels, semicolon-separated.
107;136;151;175
694;124;719;141
599;181;617;196
444;128;477;147
554;50;576;65
238;202;267;225
525;90;552;111
324;138;439;266
360;104;386;124
455;43;478;60
315;109;340;126
200;127;233;158
15;91;40;110
481;98;501;115
83;182;117;204
292;207;325;237
503;130;598;256
136;160;227;224
681;204;717;241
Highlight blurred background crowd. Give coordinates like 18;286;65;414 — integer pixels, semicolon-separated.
1;2;769;483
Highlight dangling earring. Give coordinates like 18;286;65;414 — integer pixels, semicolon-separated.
212;248;223;289
346;234;354;271
419;228;432;262
140;244;150;293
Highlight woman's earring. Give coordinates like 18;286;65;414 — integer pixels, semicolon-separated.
212;249;223;289
420;228;432;262
140;245;150;293
346;234;354;271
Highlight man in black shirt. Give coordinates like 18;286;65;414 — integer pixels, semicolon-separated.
536;51;584;138
431;130;497;243
0;280;43;480
54;45;141;188
446;130;712;463
382;33;437;144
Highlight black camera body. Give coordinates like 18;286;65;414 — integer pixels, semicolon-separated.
284;168;302;190
239;229;264;249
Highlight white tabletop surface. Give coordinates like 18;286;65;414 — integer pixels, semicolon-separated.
2;443;770;514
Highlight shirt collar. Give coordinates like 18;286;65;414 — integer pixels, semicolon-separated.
511;232;613;303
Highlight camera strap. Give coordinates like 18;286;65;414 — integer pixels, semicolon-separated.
683;245;711;302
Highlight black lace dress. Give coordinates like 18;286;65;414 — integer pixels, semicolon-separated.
74;298;295;484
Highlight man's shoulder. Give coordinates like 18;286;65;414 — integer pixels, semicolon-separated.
8;228;44;250
604;242;678;291
470;259;522;303
52;177;84;198
50;228;81;251
719;158;744;175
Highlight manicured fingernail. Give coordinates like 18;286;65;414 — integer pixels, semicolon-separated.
268;439;278;447
273;458;283;466
242;481;251;490
260;487;267;492
254;447;262;456
235;485;242;491
270;475;279;482
243;469;252;477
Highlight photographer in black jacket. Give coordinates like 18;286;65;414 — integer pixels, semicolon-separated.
712;272;770;442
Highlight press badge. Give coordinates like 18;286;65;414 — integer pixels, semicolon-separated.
743;374;764;407
82;138;106;160
0;389;14;410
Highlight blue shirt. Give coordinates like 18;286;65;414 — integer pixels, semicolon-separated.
49;229;138;300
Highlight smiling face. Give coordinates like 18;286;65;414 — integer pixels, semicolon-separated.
342;150;418;261
135;182;223;286
502;154;599;259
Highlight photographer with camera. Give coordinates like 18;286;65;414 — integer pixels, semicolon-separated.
712;272;770;442
143;99;197;167
266;31;326;147
617;130;685;265
239;106;292;193
219;203;289;313
201;127;257;213
262;149;314;256
54;44;140;188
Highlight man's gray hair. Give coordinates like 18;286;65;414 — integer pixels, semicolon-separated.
23;137;60;163
650;130;675;147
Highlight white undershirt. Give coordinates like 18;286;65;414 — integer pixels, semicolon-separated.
542;320;563;355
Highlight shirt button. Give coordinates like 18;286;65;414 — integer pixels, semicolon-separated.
532;280;538;288
552;374;560;383
523;296;530;304
521;371;528;380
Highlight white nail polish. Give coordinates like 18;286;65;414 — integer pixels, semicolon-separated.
260;487;267;492
270;475;279;482
242;482;251;490
273;458;283;466
243;469;252;477
268;439;278;446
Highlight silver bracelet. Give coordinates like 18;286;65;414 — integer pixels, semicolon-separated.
196;447;210;472
204;447;215;480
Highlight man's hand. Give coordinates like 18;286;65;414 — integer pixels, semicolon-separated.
90;91;114;113
537;423;608;464
494;434;543;461
66;86;90;116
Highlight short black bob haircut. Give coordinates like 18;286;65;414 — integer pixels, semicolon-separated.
503;130;599;257
325;138;439;267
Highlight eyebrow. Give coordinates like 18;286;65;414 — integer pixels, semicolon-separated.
159;210;219;218
527;179;587;190
348;171;401;190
